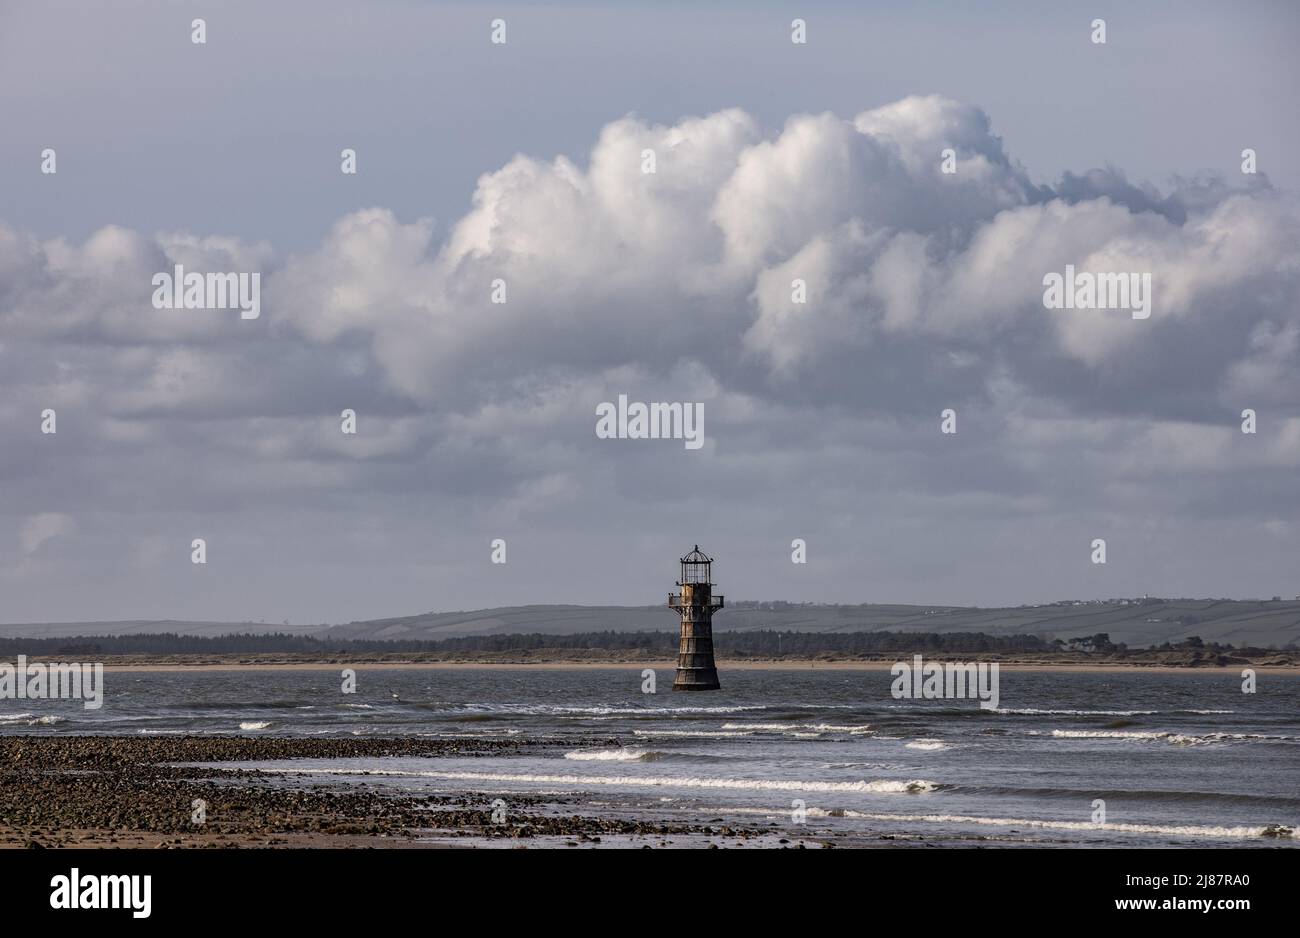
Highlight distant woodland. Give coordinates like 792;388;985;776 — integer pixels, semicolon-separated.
0;629;1287;660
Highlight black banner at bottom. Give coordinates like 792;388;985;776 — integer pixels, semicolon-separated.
0;846;1286;925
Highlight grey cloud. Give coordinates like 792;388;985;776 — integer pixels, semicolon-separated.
1;95;1297;621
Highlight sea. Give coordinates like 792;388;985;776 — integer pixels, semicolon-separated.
3;667;1297;847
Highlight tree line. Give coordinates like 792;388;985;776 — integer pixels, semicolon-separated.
0;630;1274;657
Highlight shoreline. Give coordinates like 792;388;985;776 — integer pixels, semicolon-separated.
82;659;1300;674
3;734;1293;850
0;736;780;849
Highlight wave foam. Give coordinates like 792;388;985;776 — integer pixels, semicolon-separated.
724;806;1297;841
996;707;1236;716
1048;729;1294;746
995;708;1156;716
564;748;661;762
0;714;66;726
632;729;752;738
271;767;940;795
459;704;768;717
721;721;872;735
905;740;949;751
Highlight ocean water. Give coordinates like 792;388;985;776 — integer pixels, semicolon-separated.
3;667;1297;847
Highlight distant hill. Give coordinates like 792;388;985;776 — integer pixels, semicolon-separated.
4;598;1298;649
319;598;1300;649
0;619;318;639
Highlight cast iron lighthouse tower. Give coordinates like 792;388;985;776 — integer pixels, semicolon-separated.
668;545;724;691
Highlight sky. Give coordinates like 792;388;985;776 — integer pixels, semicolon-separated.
1;0;1298;624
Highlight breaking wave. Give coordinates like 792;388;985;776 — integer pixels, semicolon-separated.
995;708;1236;716
905;740;950;751
1046;730;1295;746
267;766;942;795
994;708;1157;716
0;714;67;726
453;704;768;717
726;806;1297;841
565;747;663;762
722;722;873;735
632;729;753;738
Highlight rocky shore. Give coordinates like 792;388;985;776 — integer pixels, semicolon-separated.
0;736;773;848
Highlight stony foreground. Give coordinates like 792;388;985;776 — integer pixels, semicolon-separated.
0;735;774;848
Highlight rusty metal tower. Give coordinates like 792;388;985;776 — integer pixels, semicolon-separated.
667;545;724;691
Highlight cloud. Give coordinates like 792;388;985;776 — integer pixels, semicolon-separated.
0;225;272;343
20;512;75;555
6;95;1296;423
264;95;1298;425
1;95;1297;616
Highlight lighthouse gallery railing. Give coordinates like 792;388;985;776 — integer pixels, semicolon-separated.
667;593;724;609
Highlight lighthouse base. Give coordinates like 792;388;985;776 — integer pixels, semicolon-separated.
670;585;722;690
672;666;720;691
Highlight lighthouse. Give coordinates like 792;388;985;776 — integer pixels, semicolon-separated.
668;545;724;691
